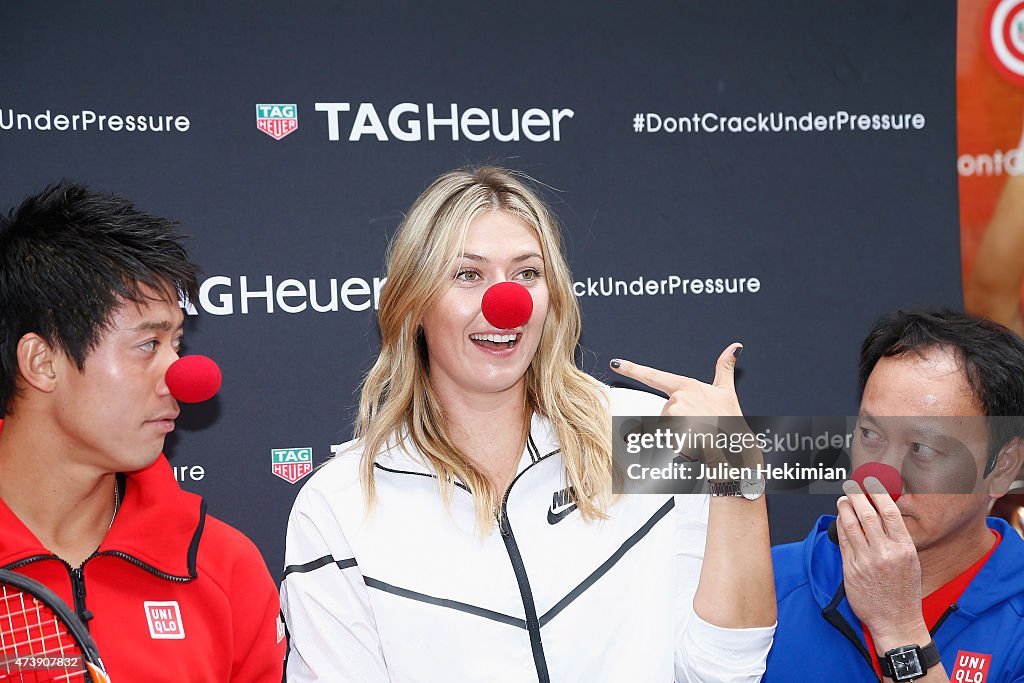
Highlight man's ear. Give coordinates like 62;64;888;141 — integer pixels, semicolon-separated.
16;333;59;393
987;437;1024;498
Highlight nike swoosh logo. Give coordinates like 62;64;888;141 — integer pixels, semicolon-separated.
547;503;578;525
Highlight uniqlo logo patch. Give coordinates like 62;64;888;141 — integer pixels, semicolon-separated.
144;601;186;639
951;651;991;683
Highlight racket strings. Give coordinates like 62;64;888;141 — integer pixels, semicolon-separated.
1;585;87;681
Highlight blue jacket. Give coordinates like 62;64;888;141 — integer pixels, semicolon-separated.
766;515;1024;682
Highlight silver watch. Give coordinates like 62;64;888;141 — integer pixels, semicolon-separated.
708;477;765;500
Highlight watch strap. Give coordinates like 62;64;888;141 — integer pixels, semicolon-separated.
706;480;740;496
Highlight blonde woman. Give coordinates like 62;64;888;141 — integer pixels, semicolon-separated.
281;167;776;682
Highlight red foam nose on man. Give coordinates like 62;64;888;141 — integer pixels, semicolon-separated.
165;355;222;403
827;462;903;544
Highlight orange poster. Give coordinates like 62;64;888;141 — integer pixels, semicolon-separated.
959;0;1024;334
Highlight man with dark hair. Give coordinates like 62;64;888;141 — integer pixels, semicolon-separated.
766;309;1024;682
0;181;285;681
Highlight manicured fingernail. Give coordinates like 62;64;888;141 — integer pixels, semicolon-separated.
610;359;622;369
733;346;743;358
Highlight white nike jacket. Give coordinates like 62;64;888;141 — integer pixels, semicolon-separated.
281;387;774;682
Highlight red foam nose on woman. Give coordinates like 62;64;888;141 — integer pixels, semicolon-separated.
481;281;533;329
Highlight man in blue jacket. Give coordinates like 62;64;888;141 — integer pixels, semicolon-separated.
767;309;1024;682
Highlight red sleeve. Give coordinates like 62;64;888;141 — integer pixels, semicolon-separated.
204;517;286;683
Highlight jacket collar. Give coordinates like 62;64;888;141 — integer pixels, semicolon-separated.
805;514;1024;614
372;412;562;480
804;515;846;610
0;454;205;580
950;517;1024;616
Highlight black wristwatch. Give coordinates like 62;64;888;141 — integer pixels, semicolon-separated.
879;641;941;681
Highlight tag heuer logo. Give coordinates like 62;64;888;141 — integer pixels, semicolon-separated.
256;103;298;140
272;447;313;483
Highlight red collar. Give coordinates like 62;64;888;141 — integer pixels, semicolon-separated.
920;529;1002;625
0;454;205;580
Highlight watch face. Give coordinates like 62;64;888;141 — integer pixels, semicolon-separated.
891;649;923;681
740;477;765;500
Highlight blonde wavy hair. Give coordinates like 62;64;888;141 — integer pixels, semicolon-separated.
356;166;612;528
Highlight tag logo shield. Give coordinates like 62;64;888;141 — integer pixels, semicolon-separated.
256;103;298;140
272;447;313;484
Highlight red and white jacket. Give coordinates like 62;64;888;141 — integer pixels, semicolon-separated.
0;453;286;682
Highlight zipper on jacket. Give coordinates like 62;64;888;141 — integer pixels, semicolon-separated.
3;553;59;572
5;546;192;640
376;436;556;681
4;554;94;624
821;581;881;681
97;550;192;582
6;548;191;634
499;484;551;683
70;564;92;625
930;604;958;635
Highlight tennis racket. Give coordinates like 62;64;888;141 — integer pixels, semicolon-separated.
0;568;110;682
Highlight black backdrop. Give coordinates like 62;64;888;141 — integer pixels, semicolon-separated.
0;1;961;577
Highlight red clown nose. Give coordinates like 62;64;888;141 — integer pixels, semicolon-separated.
165;355;222;403
481;281;533;329
826;461;903;544
850;461;903;502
